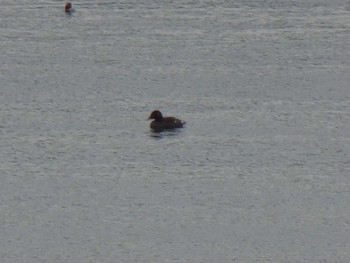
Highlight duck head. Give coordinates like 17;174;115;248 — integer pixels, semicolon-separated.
148;110;163;121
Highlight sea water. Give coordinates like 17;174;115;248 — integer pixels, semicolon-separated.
1;0;350;262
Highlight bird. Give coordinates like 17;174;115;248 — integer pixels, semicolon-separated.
148;110;185;132
64;2;73;13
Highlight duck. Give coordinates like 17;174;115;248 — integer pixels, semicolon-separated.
148;110;185;132
64;2;74;13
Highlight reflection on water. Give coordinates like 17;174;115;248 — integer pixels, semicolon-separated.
148;128;184;139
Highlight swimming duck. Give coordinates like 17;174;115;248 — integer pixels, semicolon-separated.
65;2;73;13
148;110;185;131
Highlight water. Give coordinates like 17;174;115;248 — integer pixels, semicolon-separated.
1;1;350;262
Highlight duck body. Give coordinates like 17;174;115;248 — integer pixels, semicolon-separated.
148;110;185;132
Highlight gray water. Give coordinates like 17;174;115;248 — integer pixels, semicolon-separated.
1;0;350;262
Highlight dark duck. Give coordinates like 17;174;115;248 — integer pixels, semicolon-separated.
148;110;185;132
64;2;73;13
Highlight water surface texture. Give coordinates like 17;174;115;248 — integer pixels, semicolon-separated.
1;0;350;262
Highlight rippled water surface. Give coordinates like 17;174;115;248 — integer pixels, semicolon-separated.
1;0;350;262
